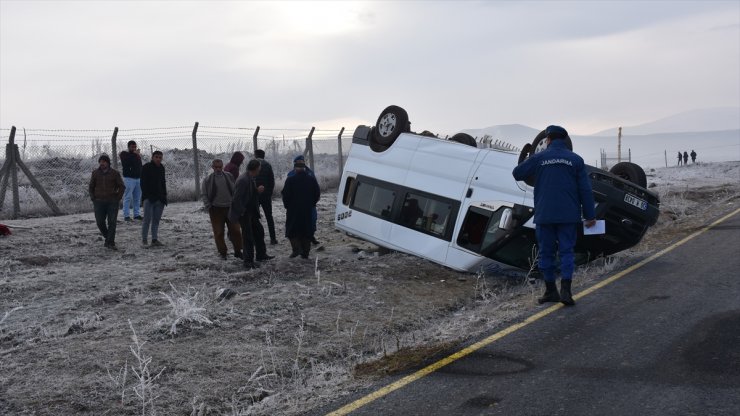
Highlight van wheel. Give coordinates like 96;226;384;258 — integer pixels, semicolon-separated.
609;162;647;188
530;129;573;154
519;130;574;187
449;133;477;147
373;105;409;147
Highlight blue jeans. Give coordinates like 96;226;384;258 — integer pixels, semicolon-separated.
536;223;578;282
122;177;141;218
142;200;165;241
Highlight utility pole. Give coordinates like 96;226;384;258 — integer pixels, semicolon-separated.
617;127;622;163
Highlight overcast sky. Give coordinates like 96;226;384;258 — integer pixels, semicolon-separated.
1;0;738;135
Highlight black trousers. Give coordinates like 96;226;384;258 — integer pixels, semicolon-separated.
259;196;276;241
239;214;267;263
93;200;118;244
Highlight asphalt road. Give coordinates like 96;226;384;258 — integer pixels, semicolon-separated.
318;209;740;416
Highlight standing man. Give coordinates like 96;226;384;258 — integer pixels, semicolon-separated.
88;154;125;250
690;150;697;164
288;155;320;245
119;140;142;222
683;151;689;166
512;125;596;306
677;151;683;166
229;159;274;269
201;158;243;259
224;151;245;180
140;151;168;247
254;149;278;245
282;158;321;259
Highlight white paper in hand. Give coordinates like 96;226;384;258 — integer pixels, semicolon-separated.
583;220;605;235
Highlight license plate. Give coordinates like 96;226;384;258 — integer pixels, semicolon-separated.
624;193;648;210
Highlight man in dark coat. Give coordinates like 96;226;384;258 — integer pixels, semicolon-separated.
287;154;320;244
224;151;245;180
254;149;278;245
282;158;321;259
683;151;689;165
229;159;274;269
512;125;596;306
119;140;142;221
140;151;168;246
677;151;683;166
690;150;697;164
88;154;125;250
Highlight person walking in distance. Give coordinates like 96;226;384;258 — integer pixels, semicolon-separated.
282;158;321;259
140;151;168;247
202;159;243;259
88;154;125;250
683;151;689;166
512;125;596;306
690;150;697;164
677;151;683;166
229;160;274;269
224;151;245;180
119;140;142;222
254;149;278;245
288;155;320;244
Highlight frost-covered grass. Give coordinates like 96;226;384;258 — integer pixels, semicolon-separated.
0;161;737;415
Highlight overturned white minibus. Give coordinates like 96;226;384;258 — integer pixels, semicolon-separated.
334;106;660;273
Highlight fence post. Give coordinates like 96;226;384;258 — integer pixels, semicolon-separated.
337;127;345;179
0;126;16;212
664;150;667;168
628;148;631;163
617;127;622;163
111;127;119;170
192;122;200;200
306;127;315;172
9;128;20;218
252;126;260;155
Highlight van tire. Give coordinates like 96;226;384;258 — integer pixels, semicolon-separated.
530;129;573;154
519;130;574;187
609;162;647;188
373;105;410;147
449;133;477;147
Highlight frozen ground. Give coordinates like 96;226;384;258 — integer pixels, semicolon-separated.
0;161;738;415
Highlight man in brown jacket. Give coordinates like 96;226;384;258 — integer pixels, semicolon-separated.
89;154;125;250
201;158;243;259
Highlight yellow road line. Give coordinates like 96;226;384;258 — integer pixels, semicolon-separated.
326;207;740;416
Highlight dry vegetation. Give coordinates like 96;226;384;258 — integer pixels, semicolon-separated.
0;161;738;415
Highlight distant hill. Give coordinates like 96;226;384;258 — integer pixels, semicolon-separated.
590;107;740;136
459;124;541;141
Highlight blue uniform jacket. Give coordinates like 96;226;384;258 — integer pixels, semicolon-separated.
512;140;596;224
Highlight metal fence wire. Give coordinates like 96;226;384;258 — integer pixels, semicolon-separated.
0;125;352;219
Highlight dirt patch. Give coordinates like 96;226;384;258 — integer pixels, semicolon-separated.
0;161;738;415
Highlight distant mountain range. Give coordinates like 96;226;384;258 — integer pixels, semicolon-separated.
460;107;740;141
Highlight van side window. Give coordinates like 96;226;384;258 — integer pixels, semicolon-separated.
457;208;490;251
351;181;396;219
342;177;356;206
400;193;454;237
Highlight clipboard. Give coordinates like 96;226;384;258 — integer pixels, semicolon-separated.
583;220;605;235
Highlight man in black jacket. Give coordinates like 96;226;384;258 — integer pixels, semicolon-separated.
140;151;167;246
282;158;321;259
119;140;142;221
229;159;274;269
254;149;277;244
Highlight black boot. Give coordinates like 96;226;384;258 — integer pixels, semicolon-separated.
538;281;561;304
560;279;575;306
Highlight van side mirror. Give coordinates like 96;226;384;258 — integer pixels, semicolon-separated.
499;208;514;230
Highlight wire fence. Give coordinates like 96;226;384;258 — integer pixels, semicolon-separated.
0;124;352;219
